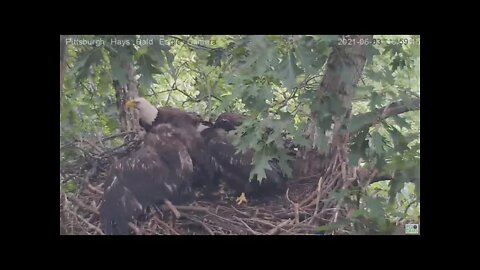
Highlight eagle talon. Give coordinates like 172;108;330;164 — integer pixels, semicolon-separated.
236;192;248;205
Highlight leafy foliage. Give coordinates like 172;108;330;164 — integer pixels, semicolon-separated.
61;35;420;233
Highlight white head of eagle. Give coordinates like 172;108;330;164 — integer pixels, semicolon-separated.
125;97;158;125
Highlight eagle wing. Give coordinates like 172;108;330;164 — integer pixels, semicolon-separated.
203;127;287;199
100;124;198;235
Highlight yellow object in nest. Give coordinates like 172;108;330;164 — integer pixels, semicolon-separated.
236;192;248;205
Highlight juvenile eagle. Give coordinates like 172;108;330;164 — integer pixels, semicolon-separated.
201;113;288;203
100;122;203;234
99;103;210;234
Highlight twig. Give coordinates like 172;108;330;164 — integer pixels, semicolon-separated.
102;132;135;142
295;173;323;183
299;191;318;208
267;219;292;235
152;216;180;235
164;200;181;219
230;206;250;217
65;208;104;235
67;195;100;215
176;205;210;213
310;177;324;225
84;140;104;154
128;222;141;235
234;217;262;235
250;218;277;228
184;215;215;235
87;183;104;196
286;188;300;224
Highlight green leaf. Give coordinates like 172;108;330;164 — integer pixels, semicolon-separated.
350;127;369;160
137;54;161;88
315;220;349;233
388;179;406;205
287;124;311;149
365;69;384;83
314;128;329;154
384;70;395;84
148;43;167;67
295;36;329;75
386;125;409;153
265;120;286;144
328;95;346;116
207;49;224;67
328;189;351;202
277;50;303;90
98;70;112;95
241;36;277;74
364;196;385;219
110;49;130;87
348;112;378;132
63;181;78;193
318;35;340;44
276;151;294;178
317;115;334;131
413;178;420;200
374;153;387;171
371;131;385;155
393;115;411;130
350;209;368;218
391;56;403;72
164;50;176;78
249;149;273;182
73;48;103;83
369;92;383;110
348;151;361;166
365;45;380;65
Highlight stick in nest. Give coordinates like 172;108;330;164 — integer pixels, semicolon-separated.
234;216;262;235
152;216;180;235
87;183;104;196
310;177;323;225
67;194;100;215
164;199;181;219
266;219;292;235
183;215;215;235
230;206;250;217
65;208;104;235
128;222;141;235
286;188;300;224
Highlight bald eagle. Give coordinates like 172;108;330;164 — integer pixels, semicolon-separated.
201;113;288;202
99;118;207;234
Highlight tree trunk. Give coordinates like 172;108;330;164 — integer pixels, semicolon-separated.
293;35;373;225
296;35;372;178
114;62;140;134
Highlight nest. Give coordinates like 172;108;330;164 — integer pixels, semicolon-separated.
60;133;350;235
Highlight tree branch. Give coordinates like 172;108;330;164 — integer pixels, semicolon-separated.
351;97;420;133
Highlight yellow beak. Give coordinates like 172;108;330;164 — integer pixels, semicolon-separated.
124;100;137;111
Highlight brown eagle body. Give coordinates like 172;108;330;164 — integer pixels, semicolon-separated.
201;113;288;199
101;98;291;234
99;123;200;235
100;98;222;234
139;107;202;132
